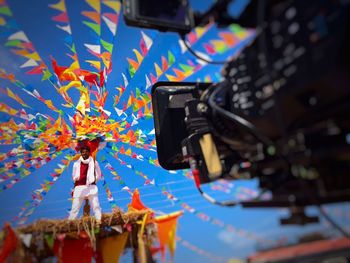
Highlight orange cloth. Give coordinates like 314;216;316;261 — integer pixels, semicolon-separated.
155;211;183;260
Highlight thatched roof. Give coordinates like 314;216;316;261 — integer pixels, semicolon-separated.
13;209;156;261
17;208;150;236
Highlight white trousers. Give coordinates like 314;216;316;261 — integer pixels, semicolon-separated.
68;193;102;220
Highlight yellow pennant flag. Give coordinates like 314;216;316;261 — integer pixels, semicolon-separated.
154;63;162;78
99;232;129;263
49;0;66;12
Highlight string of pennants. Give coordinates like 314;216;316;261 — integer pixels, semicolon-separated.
14;150;74;225
103;147;274;246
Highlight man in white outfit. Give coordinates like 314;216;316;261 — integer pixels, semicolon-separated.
68;145;102;222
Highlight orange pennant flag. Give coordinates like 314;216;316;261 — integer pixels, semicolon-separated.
154;211;183;260
128;189;150;211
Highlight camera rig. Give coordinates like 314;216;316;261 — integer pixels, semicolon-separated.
121;0;350;227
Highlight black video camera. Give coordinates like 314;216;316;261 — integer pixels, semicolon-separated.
123;0;350;215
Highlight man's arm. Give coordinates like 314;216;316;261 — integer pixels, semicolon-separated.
95;161;102;182
72;162;79;181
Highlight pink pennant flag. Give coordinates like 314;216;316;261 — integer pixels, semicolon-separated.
203;43;215;55
150;73;157;84
52;12;69;23
140;39;147;56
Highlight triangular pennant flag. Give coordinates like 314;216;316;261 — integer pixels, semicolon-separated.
145;75;151;89
102;15;117;35
111;225;123;233
195;26;207;38
204;43;215;55
86;0;101;13
83;21;101;35
154;63;162;77
128;189;149;211
52;12;69;23
5;39;22;47
141;31;153;50
45;234;54;249
161;56;168;71
100;39;113;53
178;39;187;53
168;51;175;65
0;6;12;16
103;1;121;12
84;43;101;54
122;73;128;87
56;24;72;34
8;31;29;42
127;58;139;71
211;40;226;53
155;211;183;260
20;59;38;68
19;233;32;247
219;32;237;46
49;0;66;12
82;11;100;24
179;63;193;73
133;49;143;64
115;107;124;116
99;233;128;263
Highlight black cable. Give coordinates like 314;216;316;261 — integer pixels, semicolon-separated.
190;159;269;207
207;82;275;147
180;34;229;65
317;205;350;238
297;179;350;238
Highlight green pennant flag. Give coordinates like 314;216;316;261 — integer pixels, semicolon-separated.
70;43;77;53
129;64;135;78
179;63;193;73
41;69;52;81
112;144;118;151
168;51;175;65
45;234;54;249
229;24;243;33
101;39;113;53
142;94;151;103
5;39;22;47
83;21;101;36
0;6;12;16
135;87;141;98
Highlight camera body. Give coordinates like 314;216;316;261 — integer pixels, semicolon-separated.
151;0;350;210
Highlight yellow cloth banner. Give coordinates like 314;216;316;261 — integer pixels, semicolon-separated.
99;232;129;263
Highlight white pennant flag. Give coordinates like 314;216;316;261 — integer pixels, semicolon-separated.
102;15;116;35
20;59;38;68
56;24;72;34
111;225;123;233
84;43;101;54
122;73;129;87
178;39;188;54
141;31;153;50
145;75;151;89
8;31;29;42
